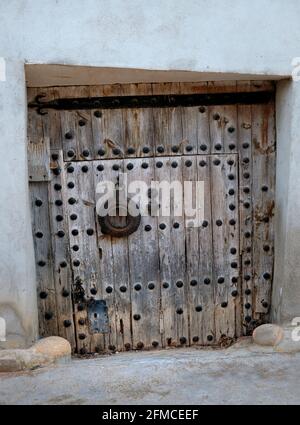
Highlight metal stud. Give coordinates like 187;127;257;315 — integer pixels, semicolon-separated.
244;259;251;266
221;302;228;308
230;247;237;255
127;163;134;170
171;161;178;168
82;150;89;157
213;113;220;120
134;283;142;291
171;145;179;153
163;282;169;289
218;277;225;284
261;185;269;192
199;160;207;167
228;173;235;180
72;245;79;252
176;308;183;315
204;277;210;285
98;148;106;156
79;348;86;355
60;261;67;268
245;303;251;310
68;197;76;205
199;144;207;151
113;148;120;155
148;282;155;290
216;219;222;226
35;199;43;207
215;144;222;151
96;164;104;172
62;289;69;297
67;182;75;189
229;143;236;150
242;142;249;149
228;126;235;133
262;301;269;308
173;222;180;229
67;166;74;173
54;183;62;191
141;162;148;169
245;316;252;323
186;145;193;152
77;303;84;311
185;160;192;167
199;106;206;113
202;220;208;227
190;279;197;286
71;229;79;236
244;231;251;238
244;275;251;281
143;146;150;154
39;291;47;299
213;159;220;165
232;276;238;283
127;147;135;155
243;172;250;179
78;318;85;325
229;219;236;225
78;119;86;127
180;337;187;344
56;215;63;222
245;289;251;295
94;110;102;118
52;153;59;161
156;161;163;168
176;280;183;288
133;314;141;321
231;290;238;297
231;262;238;269
207;335;213;341
35;231;43;238
106;286;113;293
144;224;151;231
193;336;199;342
64;320;72;328
152;341;159;347
73;260;80;267
112;164;119;171
90;287;97;295
81;165;88;173
45;312;53;320
195;305;202;312
228;189;235;195
124;343;131;350
136;342;144;349
65;131;73;140
67;150;75;158
70;214;77;221
263;244;270;252
157;146;164;153
79;333;86;340
120;285;127;293
243;187;250;194
263;272;271;280
52;167;61;176
159;223;166;230
229;203;235;211
243;158;250;164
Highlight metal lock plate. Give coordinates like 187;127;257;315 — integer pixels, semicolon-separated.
87;299;109;333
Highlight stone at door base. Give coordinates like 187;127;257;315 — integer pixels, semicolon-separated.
252;324;284;346
0;336;71;373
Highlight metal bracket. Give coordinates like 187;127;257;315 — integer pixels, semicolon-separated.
87;299;109;333
28;91;274;115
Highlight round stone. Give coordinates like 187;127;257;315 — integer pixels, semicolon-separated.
252;324;284;347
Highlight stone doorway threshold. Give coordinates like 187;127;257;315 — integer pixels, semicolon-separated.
1;328;300;405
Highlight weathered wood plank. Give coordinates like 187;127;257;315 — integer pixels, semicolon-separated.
29;182;58;337
48;150;76;351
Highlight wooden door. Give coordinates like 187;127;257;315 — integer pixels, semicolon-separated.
28;81;276;353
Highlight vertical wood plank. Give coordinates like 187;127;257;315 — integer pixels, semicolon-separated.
30;182;59;337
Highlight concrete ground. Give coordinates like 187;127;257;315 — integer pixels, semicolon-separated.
0;343;300;405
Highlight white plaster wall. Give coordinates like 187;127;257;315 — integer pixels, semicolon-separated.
0;0;300;346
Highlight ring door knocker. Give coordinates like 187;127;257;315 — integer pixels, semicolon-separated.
98;189;141;237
